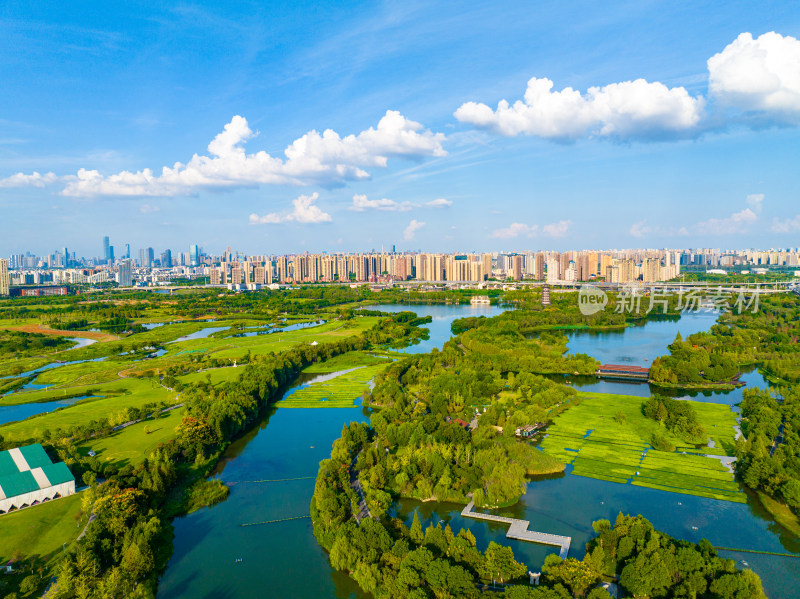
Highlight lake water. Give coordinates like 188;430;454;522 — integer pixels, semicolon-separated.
0;394;99;426
158;304;799;599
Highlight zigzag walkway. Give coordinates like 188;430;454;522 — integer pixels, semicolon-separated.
461;501;570;559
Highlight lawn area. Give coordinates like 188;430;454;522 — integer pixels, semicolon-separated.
280;363;389;408
190;317;380;360
178;366;243;386
76;407;185;468
539;391;745;503
0;492;86;564
0;378;179;442
303;350;392;373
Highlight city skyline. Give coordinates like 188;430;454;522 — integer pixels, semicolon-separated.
2;3;800;255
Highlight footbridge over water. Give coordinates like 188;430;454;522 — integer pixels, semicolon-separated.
461;501;571;560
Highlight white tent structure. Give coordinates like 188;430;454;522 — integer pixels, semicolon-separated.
0;444;76;514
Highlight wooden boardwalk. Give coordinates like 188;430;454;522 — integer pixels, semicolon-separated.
461;501;570;559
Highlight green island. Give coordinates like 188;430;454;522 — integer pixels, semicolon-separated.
0;286;796;598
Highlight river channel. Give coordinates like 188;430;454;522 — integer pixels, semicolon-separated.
157;304;799;599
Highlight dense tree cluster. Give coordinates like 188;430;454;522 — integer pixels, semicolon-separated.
582;514;766;599
735;387;800;512
0;330;74;358
651;295;800;386
363;333;575;508
643;396;707;445
312;421;545;598
649;332;739;387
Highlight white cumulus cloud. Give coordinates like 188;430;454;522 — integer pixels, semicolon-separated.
0;171;60;188
249;192;332;224
426;198;452;207
696;207;758;235
746;193;765;211
403;219;426;240
542;220;572;237
492;223;538;239
630;220;652;238
350;194;416;211
772;214;800;233
455;77;704;141
708;32;800;122
455;31;800;142
2;111;445;197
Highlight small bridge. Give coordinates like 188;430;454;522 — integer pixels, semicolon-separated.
461;501;571;560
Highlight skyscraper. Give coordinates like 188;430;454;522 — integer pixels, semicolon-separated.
125;244;131;259
190;244;200;267
0;259;8;296
118;260;132;287
139;247;154;267
102;236;110;263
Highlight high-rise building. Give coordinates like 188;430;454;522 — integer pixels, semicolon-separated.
546;258;560;283
125;244;131;259
139;247;154;267
102;236;110;263
512;255;523;280
118;260;133;287
642;258;661;283
62;247;69;268
190;244;200;267
482;253;493;280
161;249;172;268
0;259;8;296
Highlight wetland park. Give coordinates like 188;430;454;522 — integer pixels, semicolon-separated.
0;286;798;599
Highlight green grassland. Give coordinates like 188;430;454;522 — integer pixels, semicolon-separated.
0;493;86;564
171;317;380;361
303;350;392;373
178;366;243;385
0;378;179;442
280;363;389;408
76;407;185;468
539;391;745;503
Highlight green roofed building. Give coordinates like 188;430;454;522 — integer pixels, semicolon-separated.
0;444;76;514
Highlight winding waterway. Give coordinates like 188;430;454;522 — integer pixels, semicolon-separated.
157;305;799;599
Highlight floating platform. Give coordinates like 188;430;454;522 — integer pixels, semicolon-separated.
461;501;571;559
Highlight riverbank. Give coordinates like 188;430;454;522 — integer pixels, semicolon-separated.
758;491;800;537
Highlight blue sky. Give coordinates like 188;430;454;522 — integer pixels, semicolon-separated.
1;1;799;258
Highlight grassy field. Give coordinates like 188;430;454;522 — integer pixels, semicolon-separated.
76;407;185;468
539;391;745;503
303;350;392;373
178;366;243;385
182;317;380;361
0;493;86;564
757;491;800;537
0;378;179;442
280;363;389;408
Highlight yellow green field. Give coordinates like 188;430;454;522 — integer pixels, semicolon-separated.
539;392;745;503
280;363;389;408
76;407;185;468
0;493;86;564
